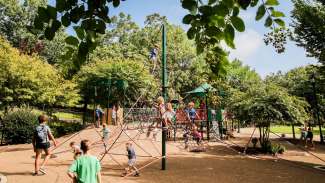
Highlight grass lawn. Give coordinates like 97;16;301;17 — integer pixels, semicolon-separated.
53;112;82;120
270;125;324;135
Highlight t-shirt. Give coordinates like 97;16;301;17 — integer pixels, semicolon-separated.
186;108;196;119
102;128;110;139
162;110;175;120
95;109;103;118
158;104;166;117
127;146;136;160
35;124;51;144
69;155;101;183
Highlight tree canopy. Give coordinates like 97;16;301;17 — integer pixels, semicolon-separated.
0;36;79;108
75;59;158;107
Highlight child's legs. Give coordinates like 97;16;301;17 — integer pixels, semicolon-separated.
131;165;139;173
41;148;51;168
34;149;42;173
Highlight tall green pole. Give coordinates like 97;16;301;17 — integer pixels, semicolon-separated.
161;24;167;170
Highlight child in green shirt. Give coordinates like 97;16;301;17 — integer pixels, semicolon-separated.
68;140;102;183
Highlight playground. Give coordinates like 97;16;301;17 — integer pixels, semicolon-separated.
1;0;325;182
1;124;325;183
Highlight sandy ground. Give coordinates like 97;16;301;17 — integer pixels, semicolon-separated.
1;126;325;183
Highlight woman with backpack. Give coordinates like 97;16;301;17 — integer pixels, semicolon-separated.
32;115;57;176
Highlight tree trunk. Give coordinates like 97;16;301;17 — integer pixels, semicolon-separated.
82;97;89;127
292;123;296;139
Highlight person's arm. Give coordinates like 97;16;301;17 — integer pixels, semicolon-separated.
97;171;102;183
68;160;78;180
32;135;36;152
67;172;76;179
47;127;57;147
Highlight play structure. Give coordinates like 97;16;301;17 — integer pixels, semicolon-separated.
46;25;226;177
48;81;225;177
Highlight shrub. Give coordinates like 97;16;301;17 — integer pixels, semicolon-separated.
251;137;258;148
2;108;38;144
271;144;286;155
49;121;84;138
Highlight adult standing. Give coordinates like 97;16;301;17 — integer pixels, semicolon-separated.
68;140;102;183
95;105;104;128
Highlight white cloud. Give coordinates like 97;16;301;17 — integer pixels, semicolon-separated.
229;29;263;61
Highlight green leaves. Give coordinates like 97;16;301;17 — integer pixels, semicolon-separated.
213;4;229;17
56;0;66;12
61;13;71;27
113;0;120;7
264;16;273;27
187;27;196;39
271;10;285;17
65;36;79;46
199;5;214;15
74;26;85;39
182;14;195;24
224;24;235;48
182;0;198;14
206;26;222;38
47;5;57;19
274;18;285;27
238;0;251;9
38;7;49;23
231;16;245;32
265;0;279;6
256;5;266;21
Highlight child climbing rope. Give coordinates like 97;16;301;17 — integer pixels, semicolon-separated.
148;96;166;138
122;142;140;177
162;102;175;139
192;125;202;146
185;102;200;124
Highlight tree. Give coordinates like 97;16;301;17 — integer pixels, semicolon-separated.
75;59;158;108
291;0;325;64
31;0;285;75
0;0;71;68
91;13;209;98
227;81;308;151
0;36;79;108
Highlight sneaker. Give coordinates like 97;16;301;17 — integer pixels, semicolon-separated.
32;172;43;176
134;172;140;177
39;168;46;175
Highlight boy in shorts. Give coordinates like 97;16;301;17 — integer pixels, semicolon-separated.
32;115;57;175
122;142;140;177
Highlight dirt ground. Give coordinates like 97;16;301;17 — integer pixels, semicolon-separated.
1;126;325;183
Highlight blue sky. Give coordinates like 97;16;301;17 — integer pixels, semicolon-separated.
64;0;317;77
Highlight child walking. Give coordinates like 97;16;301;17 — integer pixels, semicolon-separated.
32;115;57;176
68;140;102;183
122;142;140;177
102;124;110;150
70;141;82;160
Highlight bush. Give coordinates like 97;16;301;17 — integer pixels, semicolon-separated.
271;144;286;155
2;108;38;144
49;121;84;138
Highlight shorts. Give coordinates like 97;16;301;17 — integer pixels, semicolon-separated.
36;142;50;150
307;133;313;140
128;159;136;166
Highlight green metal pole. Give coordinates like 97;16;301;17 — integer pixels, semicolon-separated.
161;24;167;170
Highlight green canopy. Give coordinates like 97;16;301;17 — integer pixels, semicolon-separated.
185;83;216;96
